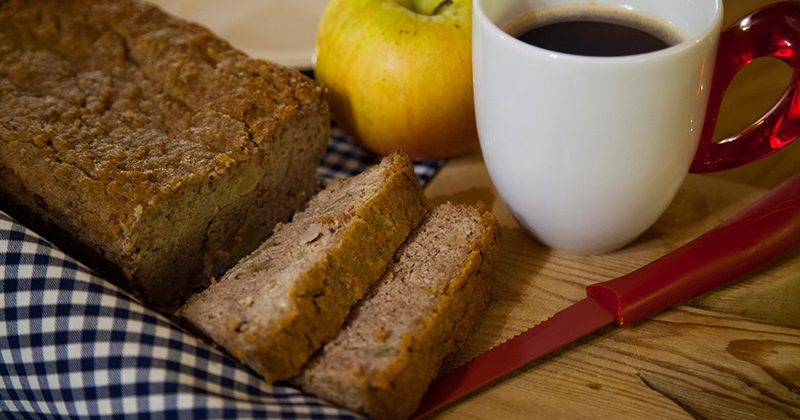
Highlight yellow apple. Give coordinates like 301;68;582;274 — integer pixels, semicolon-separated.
315;0;476;160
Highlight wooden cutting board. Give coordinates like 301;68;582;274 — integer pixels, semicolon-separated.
423;151;800;419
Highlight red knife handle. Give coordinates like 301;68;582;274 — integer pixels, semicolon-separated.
587;175;800;327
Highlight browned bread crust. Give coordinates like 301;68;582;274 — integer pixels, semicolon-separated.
295;203;502;419
0;0;329;307
178;152;427;383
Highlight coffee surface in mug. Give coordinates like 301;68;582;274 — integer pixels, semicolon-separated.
507;5;685;57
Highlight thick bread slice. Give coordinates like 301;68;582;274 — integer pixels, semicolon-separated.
179;152;427;383
294;203;501;419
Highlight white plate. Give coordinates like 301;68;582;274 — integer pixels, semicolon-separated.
147;0;330;69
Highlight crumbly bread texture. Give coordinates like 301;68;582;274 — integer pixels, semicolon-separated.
0;0;329;308
179;152;427;383
295;203;501;419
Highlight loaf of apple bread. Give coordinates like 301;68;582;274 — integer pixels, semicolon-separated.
295;203;501;419
0;0;329;308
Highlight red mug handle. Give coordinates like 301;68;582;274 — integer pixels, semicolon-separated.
691;1;800;173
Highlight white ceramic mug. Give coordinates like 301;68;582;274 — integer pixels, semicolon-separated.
473;0;800;254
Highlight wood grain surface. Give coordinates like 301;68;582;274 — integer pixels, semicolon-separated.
422;1;800;417
424;153;800;419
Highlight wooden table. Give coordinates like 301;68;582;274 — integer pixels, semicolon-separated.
424;1;800;417
425;153;799;419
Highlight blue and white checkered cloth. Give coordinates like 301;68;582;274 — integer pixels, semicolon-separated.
0;132;444;418
318;128;442;184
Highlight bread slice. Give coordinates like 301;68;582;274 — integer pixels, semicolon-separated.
0;0;328;308
178;152;427;383
294;203;501;419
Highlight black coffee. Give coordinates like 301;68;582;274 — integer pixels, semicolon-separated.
510;6;683;57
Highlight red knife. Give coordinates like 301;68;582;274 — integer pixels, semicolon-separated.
414;175;800;418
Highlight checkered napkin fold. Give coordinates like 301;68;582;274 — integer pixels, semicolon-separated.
0;132;443;419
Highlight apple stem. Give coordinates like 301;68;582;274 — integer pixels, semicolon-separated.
432;0;453;15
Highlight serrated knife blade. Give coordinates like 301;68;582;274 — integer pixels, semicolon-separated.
413;175;800;418
415;298;614;417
